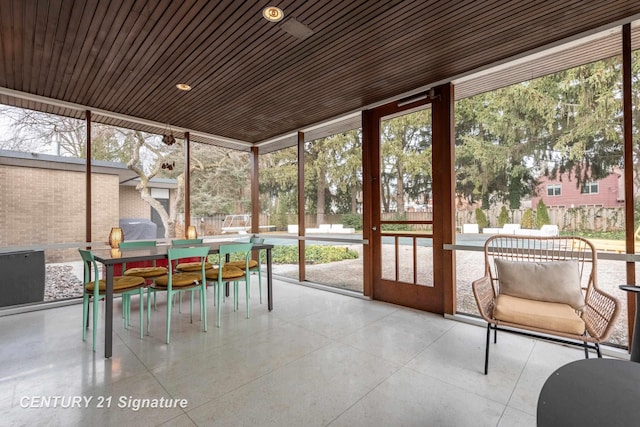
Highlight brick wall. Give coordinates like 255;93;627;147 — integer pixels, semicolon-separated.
119;186;151;219
1;165;119;261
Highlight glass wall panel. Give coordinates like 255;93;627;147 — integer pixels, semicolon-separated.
303;239;362;292
260;147;299;280
0;106;87;306
89;123;183;241
303;131;364;291
190;142;250;237
454;34;628;348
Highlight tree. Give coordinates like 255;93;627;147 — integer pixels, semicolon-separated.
521;208;535;229
380;109;432;214
497;206;510;227
475;208;489;230
536;199;551;227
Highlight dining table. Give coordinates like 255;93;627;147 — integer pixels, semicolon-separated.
91;241;274;358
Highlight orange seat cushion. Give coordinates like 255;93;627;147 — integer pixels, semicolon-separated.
124;266;168;278
205;266;245;280
85;276;145;293
494;294;585;335
226;260;259;270
153;272;202;288
175;262;213;272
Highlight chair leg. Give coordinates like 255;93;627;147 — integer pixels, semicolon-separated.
92;296;99;352
217;281;222;328
147;288;152;335
245;280;250;319
584;341;589;359
82;295;89;342
166;291;172;344
234;282;238;311
258;269;262;304
484;323;491;375
139;289;144;339
493;324;497;344
190;290;194;324
595;343;602;358
201;285;208;332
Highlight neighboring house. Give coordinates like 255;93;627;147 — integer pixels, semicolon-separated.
0;150;177;252
531;169;623;209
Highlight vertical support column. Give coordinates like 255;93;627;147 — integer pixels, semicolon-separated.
622;23;636;348
184;132;191;232
432;82;456;315
251;146;260;235
298;131;306;282
85;110;92;244
361;109;376;297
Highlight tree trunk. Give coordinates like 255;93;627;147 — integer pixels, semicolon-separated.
316;169;326;225
396;161;405;215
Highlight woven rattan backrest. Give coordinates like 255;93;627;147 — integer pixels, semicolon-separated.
484;235;596;294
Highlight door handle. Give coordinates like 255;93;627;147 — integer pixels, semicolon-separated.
372;226;377;231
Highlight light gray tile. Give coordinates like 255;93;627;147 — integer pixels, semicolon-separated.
187;342;399;427
498;406;536;427
338;308;454;364
406;322;535;405
152;322;333;408
508;340;584;415
329;367;505;427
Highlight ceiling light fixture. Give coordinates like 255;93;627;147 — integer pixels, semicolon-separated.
176;83;192;91
262;6;284;22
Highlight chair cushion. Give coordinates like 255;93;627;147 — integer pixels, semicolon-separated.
205;266;245;280
495;259;585;309
225;259;259;270
154;273;202;288
85;276;145;293
124;266;168;278
175;262;213;272
494;294;585;335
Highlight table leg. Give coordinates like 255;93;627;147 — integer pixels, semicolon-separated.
267;248;273;311
632;293;640;362
105;264;114;358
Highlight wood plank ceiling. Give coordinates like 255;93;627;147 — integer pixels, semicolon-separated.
1;0;639;152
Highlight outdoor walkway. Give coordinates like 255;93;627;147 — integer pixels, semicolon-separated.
0;279;621;426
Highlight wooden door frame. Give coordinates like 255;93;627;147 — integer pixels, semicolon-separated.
362;83;456;315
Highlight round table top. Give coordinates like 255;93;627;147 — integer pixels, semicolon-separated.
537;358;640;427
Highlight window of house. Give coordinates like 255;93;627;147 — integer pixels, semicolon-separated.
581;182;598;194
547;184;561;196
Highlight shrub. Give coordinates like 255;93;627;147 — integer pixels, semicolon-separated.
497;206;510;227
536;199;550;227
271;244;358;264
341;213;363;230
520;208;535;229
475;208;489;230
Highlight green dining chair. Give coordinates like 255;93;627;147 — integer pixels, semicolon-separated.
79;249;146;351
225;236;264;303
171;238;213;272
147;245;210;343
119;240;168;278
205;243;253;327
119;240;168;319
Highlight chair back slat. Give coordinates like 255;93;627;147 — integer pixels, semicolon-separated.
220;243;253;258
119;240;157;248
172;238;203;245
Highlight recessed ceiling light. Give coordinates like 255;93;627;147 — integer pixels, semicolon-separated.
262;6;284;22
176;83;192;91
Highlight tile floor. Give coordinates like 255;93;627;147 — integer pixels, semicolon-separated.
0;279;621;426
